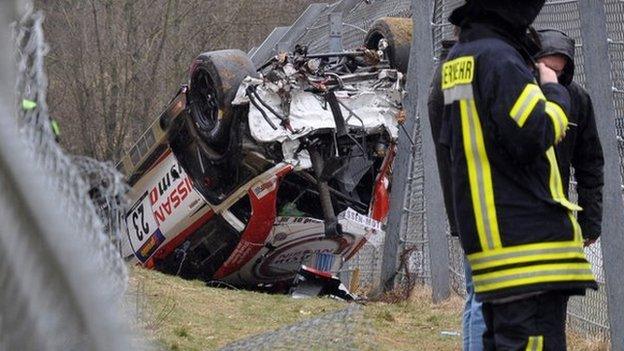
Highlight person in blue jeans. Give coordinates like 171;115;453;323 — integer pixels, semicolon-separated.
462;258;485;351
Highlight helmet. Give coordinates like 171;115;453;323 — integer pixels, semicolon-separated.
449;0;545;30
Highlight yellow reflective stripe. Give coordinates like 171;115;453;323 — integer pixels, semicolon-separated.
474;262;592;282
546;148;583;211
467;241;583;261
510;84;545;127
545;101;568;142
461;100;488;250
473;263;595;293
460;99;502;251
526;337;534;351
526;336;544;351
470;250;587;271
472;99;502;250
475;273;596;293
567;212;583;242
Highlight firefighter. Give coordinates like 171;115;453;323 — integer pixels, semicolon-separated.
429;37;487;351
441;1;598;349
535;29;604;247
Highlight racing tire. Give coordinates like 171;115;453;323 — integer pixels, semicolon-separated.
187;49;256;154
364;17;413;74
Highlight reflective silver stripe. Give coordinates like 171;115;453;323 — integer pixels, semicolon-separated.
475;269;592;287
510;88;542;125
465;100;495;250
444;84;474;105
469;246;585;267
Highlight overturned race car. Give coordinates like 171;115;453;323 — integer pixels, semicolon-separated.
119;18;412;293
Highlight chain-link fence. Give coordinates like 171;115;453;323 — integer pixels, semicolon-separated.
433;0;615;341
218;306;367;351
255;0;621;345
0;3;138;350
2;0;622;349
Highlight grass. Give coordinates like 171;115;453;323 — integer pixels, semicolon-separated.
362;289;464;350
129;267;608;351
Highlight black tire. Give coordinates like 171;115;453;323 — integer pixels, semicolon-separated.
364;17;413;74
187;49;256;154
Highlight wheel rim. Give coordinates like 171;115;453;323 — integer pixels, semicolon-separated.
190;69;219;133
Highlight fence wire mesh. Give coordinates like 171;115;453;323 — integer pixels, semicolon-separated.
428;0;612;340
295;0;412;54
2;0;621;349
534;1;610;339
288;0;616;342
218;306;367;351
1;4;137;350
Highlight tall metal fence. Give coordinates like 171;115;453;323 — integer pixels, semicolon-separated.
2;0;623;349
250;0;624;347
0;3;138;350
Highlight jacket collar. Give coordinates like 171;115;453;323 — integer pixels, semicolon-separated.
459;22;540;64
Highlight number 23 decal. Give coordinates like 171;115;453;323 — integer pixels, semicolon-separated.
126;192;159;253
131;203;150;241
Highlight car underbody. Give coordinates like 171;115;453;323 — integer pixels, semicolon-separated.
122;18;412;294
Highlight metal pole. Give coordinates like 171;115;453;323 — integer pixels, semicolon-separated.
250;26;291;67
274;3;329;54
0;1;18;107
380;0;451;300
578;1;624;349
328;12;343;53
413;0;450;302
380;52;416;292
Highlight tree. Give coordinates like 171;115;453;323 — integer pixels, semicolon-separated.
37;0;327;161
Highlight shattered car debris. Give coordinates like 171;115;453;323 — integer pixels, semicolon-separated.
120;18;411;292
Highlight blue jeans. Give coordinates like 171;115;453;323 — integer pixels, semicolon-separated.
463;258;485;351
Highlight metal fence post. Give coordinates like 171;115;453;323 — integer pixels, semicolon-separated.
0;1;18;107
414;0;450;302
273;3;329;54
578;1;624;349
328;12;343;52
250;26;291;67
380;0;451;299
380;37;418;293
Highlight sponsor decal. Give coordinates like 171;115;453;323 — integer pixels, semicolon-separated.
126;192;164;263
252;177;277;199
270;247;334;266
219;240;263;270
338;207;382;231
149;163;184;205
148;162;194;226
126;158;200;263
274;232;288;242
275;216;323;225
136;229;166;262
152;177;193;225
253;230;355;281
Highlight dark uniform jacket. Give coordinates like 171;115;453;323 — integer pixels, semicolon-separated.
560;82;604;239
536;29;604;240
440;23;597;301
428;40;458;236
